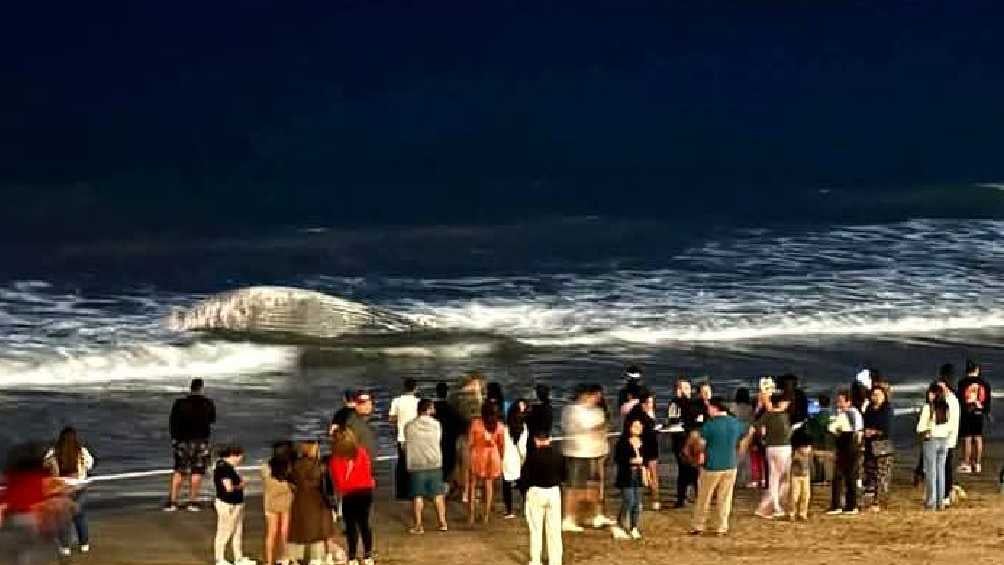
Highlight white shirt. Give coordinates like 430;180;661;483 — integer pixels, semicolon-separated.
561;403;608;458
44;447;95;486
916;403;953;439
389;392;419;443
502;424;528;481
945;391;960;448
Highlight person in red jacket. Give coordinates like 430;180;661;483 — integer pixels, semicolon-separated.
1;442;73;564
330;428;377;565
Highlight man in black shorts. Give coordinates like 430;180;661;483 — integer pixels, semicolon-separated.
958;360;991;474
166;378;217;511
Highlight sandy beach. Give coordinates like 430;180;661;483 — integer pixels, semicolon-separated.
34;443;1004;565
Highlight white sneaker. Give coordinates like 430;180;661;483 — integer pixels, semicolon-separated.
611;526;631;540
630;528;642;540
958;463;972;474
825;509;843;516
363;559;375;565
942;497;952;507
215;560;233;565
233;558;256;565
347;561;360;565
80;545;90;553
325;554;337;565
562;519;584;532
591;514;616;528
308;560;323;565
975;463;983;474
651;501;661;511
843;508;859;516
59;548;72;557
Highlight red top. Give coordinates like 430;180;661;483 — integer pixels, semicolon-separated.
0;471;47;514
328;448;376;495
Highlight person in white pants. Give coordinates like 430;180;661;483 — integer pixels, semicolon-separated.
520;432;564;565
213;446;255;565
754;394;793;519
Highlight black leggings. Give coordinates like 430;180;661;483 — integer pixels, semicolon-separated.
502;480;520;514
342;491;374;559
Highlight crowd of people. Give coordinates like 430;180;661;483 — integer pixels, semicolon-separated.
0;360;994;565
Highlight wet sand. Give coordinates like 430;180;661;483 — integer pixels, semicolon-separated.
51;445;1004;565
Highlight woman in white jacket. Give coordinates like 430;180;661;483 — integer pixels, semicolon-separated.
917;383;952;511
45;426;95;556
502;400;529;519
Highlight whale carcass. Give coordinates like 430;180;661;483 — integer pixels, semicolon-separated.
167;286;418;341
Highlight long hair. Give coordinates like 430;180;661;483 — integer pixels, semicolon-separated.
54;427;82;477
506;400;527;444
928;383;949;425
269;441;295;482
482;401;500;434
331;428;360;459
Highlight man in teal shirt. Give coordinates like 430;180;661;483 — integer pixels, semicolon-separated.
690;397;751;536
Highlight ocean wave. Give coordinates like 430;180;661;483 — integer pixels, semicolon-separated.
0;342;299;387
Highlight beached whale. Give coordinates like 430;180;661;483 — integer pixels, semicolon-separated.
167;286;419;340
166;286;524;358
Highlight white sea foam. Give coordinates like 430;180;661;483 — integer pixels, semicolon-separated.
0;341;299;387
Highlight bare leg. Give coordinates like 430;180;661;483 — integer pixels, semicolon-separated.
468;479;477;524
434;495;448;529
265;512;278;565
279;513;290;564
964;437;974;467
190;473;204;504
169;472;184;505
483;478;494;523
975;436;984;468
413;497;424;529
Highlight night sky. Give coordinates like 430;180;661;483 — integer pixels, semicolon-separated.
2;1;1003;242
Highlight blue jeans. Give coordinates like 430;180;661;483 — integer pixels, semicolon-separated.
58;489;89;548
619;486;641;530
923;438;948;509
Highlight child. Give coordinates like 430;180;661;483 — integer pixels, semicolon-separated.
789;444;812;520
213;445;255;565
612;417;646;540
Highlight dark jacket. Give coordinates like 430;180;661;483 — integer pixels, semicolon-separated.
169;394;216;441
613;436;646;488
625;405;659;461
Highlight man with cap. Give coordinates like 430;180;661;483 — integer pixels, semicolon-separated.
345;391;377;459
618;365;645;414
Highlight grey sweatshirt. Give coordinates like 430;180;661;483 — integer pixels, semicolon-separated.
404;415;443;471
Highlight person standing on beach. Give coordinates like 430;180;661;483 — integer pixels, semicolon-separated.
261;442;295;565
433;382;461;489
167;378;216;512
689;397;749;536
862;386;894;512
520;431;565;565
330;390;356;435
330;429;377;565
561;385;615;532
958;360;990;475
917;383;952;510
668;378;701;508
389;378;420;501
502;400;529;519
405;399;448;533
754;393;792;520
345;391;377;459
826;390;863;516
625;391;661;510
212;445;255;565
617;365;644;413
290;441;337;565
526;384;554;457
611;415;648;540
468;401;506;525
449;373;485;503
936;369;961;506
44;427;95;557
